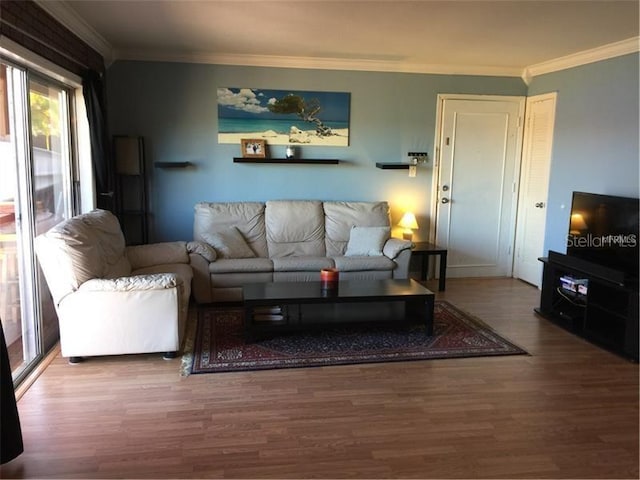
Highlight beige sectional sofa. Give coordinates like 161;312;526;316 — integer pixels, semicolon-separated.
188;200;413;303
35;209;192;362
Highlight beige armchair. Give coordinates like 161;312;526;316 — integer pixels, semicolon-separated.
35;209;192;363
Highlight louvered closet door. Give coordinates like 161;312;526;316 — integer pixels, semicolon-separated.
513;93;557;287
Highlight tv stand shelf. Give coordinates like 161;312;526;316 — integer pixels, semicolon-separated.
536;252;638;361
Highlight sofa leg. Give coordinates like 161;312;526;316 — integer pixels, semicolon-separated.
163;351;178;360
68;356;84;364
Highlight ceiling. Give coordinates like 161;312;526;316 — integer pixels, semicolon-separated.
42;0;640;79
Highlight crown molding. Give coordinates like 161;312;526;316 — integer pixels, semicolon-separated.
34;2;638;81
115;49;524;78
34;0;114;65
522;36;640;83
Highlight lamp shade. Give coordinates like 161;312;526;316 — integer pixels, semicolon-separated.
570;213;588;235
398;212;419;230
570;213;587;230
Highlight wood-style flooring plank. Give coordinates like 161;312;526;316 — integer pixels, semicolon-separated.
1;277;637;479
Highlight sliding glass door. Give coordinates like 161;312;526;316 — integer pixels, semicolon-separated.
0;60;76;382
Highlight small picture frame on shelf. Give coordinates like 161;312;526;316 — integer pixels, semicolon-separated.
241;139;266;158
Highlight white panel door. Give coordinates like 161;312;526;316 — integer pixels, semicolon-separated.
435;96;524;278
513;93;557;287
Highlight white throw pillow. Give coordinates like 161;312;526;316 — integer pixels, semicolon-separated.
344;226;390;256
202;227;256;259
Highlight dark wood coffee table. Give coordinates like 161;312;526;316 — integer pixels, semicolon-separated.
242;278;435;341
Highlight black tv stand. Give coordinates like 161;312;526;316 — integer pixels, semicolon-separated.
536;251;638;361
547;250;627;286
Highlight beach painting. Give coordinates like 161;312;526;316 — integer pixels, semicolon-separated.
218;87;350;146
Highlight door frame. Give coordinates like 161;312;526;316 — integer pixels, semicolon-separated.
0;40;92;386
430;94;526;276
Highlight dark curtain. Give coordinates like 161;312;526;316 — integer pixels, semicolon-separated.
82;69;114;211
0;320;23;464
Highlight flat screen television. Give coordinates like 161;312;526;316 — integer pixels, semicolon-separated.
567;191;639;283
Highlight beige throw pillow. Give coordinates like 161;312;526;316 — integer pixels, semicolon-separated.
203;227;256;259
344;226;390;256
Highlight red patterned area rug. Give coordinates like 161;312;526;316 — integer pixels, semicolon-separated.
186;301;527;374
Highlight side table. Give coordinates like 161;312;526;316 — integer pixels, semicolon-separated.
411;241;448;291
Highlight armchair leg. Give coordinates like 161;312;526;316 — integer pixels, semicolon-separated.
163;351;178;360
68;356;84;364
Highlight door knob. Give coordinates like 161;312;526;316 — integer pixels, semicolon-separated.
535;202;545;208
441;198;450;204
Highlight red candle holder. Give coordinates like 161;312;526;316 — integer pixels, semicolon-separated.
320;268;339;289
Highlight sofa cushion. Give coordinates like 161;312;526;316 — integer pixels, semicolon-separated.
265;200;326;257
324;201;391;256
202;227;256;259
39;210;131;288
273;271;327;282
208;257;273;274
210;272;274;288
345;226;390;256
337;270;393;280
332;255;396;272
272;256;335;272
194;202;268;257
81;209;132;280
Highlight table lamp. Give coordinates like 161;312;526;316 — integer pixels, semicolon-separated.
570;213;588;235
398;212;419;240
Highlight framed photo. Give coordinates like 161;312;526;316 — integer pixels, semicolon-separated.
241;138;266;158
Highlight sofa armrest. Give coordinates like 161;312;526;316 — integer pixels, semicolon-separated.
391;248;412;279
126;241;189;270
383;238;413;260
189;253;214;304
187;240;217;262
79;273;178;292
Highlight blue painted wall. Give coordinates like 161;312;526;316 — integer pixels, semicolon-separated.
528;53;639;255
107;61;526;241
107;55;639;253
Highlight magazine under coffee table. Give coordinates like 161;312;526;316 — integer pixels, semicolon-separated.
242;278;435;341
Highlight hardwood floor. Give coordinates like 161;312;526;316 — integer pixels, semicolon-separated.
1;278;638;479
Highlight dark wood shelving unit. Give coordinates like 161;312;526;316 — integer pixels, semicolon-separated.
233;158;339;165
114;135;148;246
376;162;411;169
154;161;193;168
